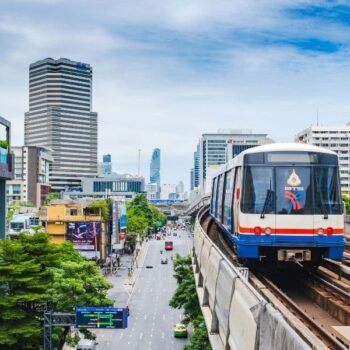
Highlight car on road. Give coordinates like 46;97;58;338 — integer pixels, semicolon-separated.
173;323;188;338
173;232;177;237
161;257;168;264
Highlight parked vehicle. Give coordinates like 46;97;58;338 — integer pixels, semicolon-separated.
173;323;188;338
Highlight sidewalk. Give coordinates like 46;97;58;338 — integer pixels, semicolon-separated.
104;238;150;307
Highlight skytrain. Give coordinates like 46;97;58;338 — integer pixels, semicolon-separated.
210;143;345;265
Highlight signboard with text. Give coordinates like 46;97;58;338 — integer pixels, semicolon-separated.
66;222;100;257
76;307;128;329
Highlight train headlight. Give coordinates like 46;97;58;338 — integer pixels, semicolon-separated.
326;227;334;235
253;226;262;235
317;228;324;235
264;227;272;235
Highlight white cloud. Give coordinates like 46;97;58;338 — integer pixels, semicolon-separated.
1;1;350;188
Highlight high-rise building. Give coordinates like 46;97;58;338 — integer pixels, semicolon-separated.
24;58;98;191
7;146;53;206
193;148;199;188
196;130;273;192
150;148;160;190
295;124;350;196
0;116;13;239
190;168;194;190
102;154;112;175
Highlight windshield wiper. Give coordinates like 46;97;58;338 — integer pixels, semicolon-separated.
260;189;273;219
319;200;328;220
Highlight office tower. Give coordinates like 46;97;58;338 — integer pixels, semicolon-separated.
190;168;194;190
296;124;350;196
102;154;112;175
150;148;161;190
24;58;98;191
7;146;53;206
196;130;273;192
193;148;200;188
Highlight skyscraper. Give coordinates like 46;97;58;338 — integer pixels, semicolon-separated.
150;148;160;190
196;130;273;192
102;154;112;175
24;58;98;191
296;124;350;196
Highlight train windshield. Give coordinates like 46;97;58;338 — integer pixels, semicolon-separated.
242;166;342;215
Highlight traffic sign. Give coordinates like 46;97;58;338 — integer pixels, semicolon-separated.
76;307;128;329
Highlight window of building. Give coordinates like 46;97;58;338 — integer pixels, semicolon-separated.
69;209;78;216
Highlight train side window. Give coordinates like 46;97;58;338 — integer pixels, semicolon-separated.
217;174;225;222
223;169;234;232
211;177;218;215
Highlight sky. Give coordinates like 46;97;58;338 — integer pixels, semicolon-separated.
1;1;350;189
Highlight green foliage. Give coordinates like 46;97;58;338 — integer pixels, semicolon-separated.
88;200;110;221
342;195;350;215
44;192;61;205
126;193;166;235
125;232;138;252
184;315;211;350
169;254;201;322
0;140;8;149
170;254;211;350
0;232;112;350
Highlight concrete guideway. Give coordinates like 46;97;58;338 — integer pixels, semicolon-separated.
193;208;313;350
94;230;192;350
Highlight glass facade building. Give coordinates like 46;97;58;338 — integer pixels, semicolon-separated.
150;148;160;190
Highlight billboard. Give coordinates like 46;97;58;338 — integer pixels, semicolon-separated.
76;307;128;329
66;222;100;255
119;203;127;229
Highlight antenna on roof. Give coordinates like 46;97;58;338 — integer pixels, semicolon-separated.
137;149;141;176
316;108;319;126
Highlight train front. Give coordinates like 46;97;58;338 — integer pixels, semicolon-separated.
238;146;345;264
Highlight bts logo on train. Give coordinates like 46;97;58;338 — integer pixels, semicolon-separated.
210;143;345;265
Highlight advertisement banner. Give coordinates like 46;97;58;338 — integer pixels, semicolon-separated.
119;203;127;229
66;222;100;253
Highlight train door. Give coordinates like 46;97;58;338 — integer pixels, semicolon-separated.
275;166;314;244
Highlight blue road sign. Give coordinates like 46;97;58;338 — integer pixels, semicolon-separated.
76;307;128;329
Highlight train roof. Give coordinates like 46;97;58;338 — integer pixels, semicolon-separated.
241;142;336;156
214;143;337;177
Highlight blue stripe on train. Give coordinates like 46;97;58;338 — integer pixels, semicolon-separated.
221;228;345;260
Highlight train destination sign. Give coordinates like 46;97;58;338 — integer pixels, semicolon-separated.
76;307;128;329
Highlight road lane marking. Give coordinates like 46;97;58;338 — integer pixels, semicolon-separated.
144;314;147;320
139;332;143;339
161;332;164;339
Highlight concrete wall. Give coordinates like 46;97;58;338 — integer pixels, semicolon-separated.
193;210;311;350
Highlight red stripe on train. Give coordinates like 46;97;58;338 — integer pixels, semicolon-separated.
239;226;344;234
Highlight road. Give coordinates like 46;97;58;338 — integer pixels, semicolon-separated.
95;229;193;350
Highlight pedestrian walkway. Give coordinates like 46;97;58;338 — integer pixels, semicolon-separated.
102;239;150;307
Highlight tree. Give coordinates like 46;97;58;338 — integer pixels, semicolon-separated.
44;192;61;205
342;195;350;215
88;200;110;221
170;254;211;350
0;232;112;350
184;315;211;350
0;233;58;350
169;254;201;322
126;193;166;235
